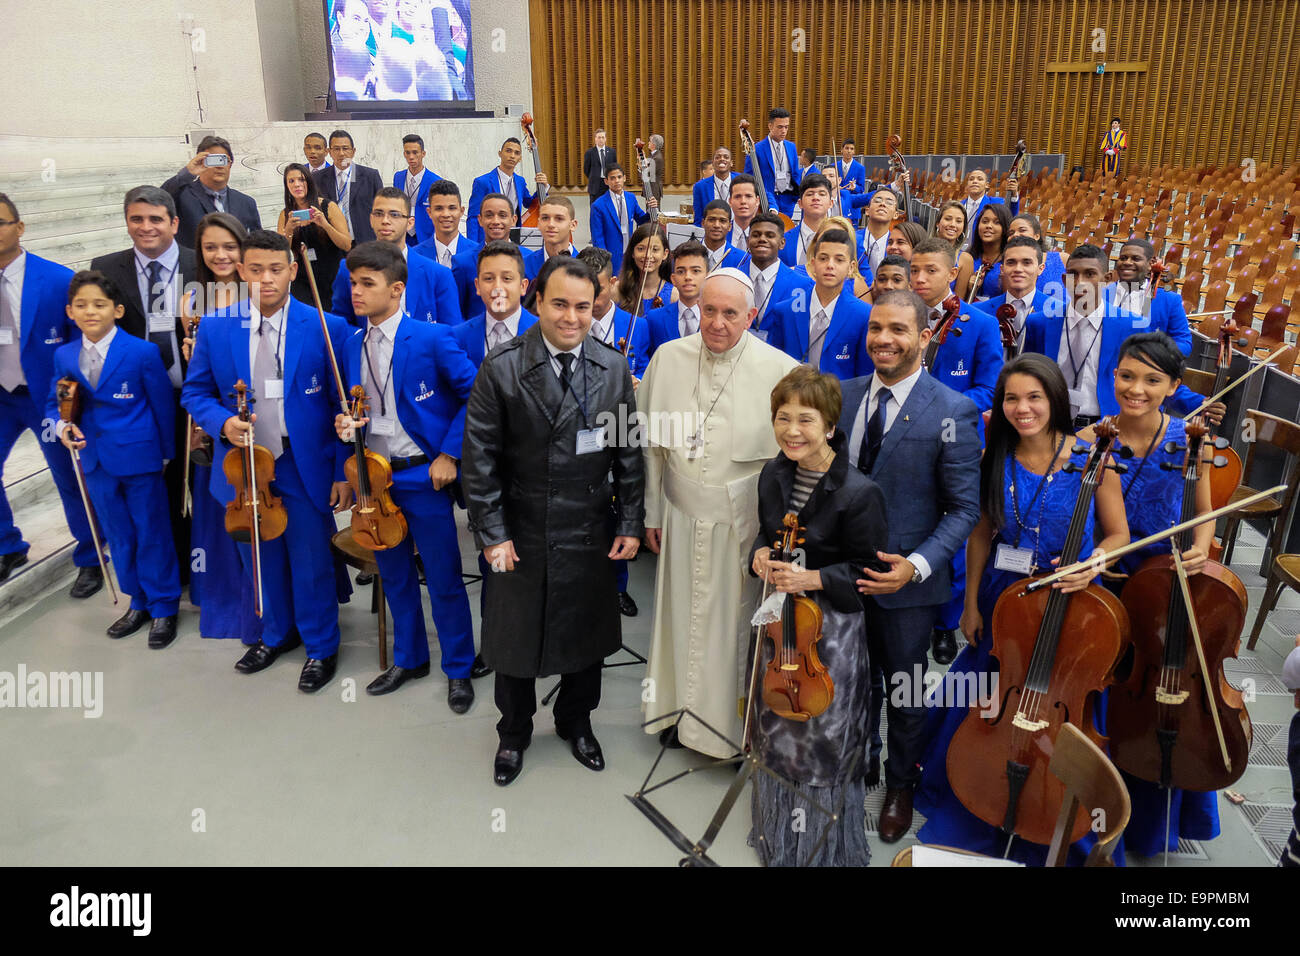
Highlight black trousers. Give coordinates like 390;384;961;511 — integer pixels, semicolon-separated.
865;600;939;789
1283;709;1300;867
494;661;602;750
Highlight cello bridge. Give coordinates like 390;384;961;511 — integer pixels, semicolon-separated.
1011;712;1049;732
779;664;799;672
1155;688;1189;705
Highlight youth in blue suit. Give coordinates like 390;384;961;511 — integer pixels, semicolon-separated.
0;251;99;570
692;175;735;225
590;188;650;273
524;244;578;282
835;155;867;197
49;326;180;618
332;250;461;326
644;300;694;359
1105;284;1192;352
743;136;802;216
342;311;478;680
466;167;534;244
413;235;483;318
181;294;350;663
1022;302;1146;418
393;167;443;245
766;289;873;380
781;223;863;269
926;301;1004;412
750;261;814;340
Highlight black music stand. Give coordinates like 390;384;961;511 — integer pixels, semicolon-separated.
626;708;857;866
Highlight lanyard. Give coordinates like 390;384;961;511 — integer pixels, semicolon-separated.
1010;433;1068;551
362;328;395;417
1120;413;1166;501
337;164;354;203
1063;316;1104;389
257;310;285;378
556;349;590;427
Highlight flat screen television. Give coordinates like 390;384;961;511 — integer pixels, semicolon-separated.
322;0;476;111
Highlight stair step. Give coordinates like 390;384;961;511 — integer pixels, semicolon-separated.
3;432;62;517
0;497;77;630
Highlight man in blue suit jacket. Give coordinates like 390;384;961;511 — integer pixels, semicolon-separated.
590;164;654;274
972;236;1064;353
0;204;101;590
958;169;1007;249
1023;243;1145;425
743;107;802;216
332;187;461;325
51;271;181;645
766;226;872;379
160;135;262;247
522;195;580;282
393;133;443;246
910;238;1004;412
699;200;749;273
466;137;545;243
1107;238;1193;352
644;242;709;359
839;288;982;841
692;147;736;225
411;180;475;269
835;140;867;203
181;230;351;693
743;212;813;341
335;243;480;710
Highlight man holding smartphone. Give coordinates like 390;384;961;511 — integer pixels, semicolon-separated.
160;135;262;247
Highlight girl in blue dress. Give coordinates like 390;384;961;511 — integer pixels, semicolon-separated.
1081;332;1219;857
956;203;1011;303
915;353;1131;863
1009;213;1067;300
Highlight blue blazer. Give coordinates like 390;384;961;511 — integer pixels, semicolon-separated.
181;297;350;509
412;236;484;319
331;252;462;326
766;291;873;380
927;301;1004;412
1104;284;1193;353
743;139;802;214
48;331;174;477
836;372;982;609
597;306;651;377
14;253;77;400
974;288;1067;322
692;177;741;225
781;224;863;268
466;170;534;243
590;191;650;273
752;263;815;339
645;301;690;359
1023;305;1145;418
452;309;539;369
710;245;750;272
524;244;578;282
342;316;476;462
393;168;443;245
160;169;262;248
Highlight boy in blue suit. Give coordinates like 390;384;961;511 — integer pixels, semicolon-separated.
393;133;442;246
589;164;655;274
645;241;709;358
743;107;802;216
0;196;103;593
423;190;514;321
452;241;537;370
909;238;1004;412
691;147;735;226
52;272;180;645
959;169;1008;248
779;173;836;269
972;236;1057;353
745;212;813;340
335;243;479;711
699;200;749;272
466;137;546;243
1107;238;1193;352
412;180;477;269
182;230;351;693
858;188;901;283
332;187;461;325
835;140;867;205
523;195;580;281
767;227;872;379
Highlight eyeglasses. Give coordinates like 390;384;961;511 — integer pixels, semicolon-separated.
0;220;18;226
372;211;409;221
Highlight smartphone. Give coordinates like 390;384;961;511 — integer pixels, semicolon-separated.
203;154;229;167
291;209;311;222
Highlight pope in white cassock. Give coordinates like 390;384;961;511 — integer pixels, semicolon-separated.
639;268;800;757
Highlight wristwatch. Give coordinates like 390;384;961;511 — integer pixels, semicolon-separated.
910;567;923;585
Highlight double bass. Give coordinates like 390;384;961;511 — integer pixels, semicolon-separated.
885;134;912;222
1201;319;1245;509
1110;419;1252;797
947;419;1130;847
632;137;664;228
759;514;833;721
738;119;795;231
994;303;1021;359
518;112;549;227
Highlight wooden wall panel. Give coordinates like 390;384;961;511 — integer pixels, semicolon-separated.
528;0;1300;188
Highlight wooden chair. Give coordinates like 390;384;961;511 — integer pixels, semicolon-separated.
1203;279;1229;314
1181;271;1205;313
1259;303;1291;350
1208;256;1231;282
1219;410;1300;570
891;724;1130;867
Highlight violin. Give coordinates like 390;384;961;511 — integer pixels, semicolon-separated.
222;380;288;617
345;385;408;551
1111;418;1252;795
56;376;119;604
994;302;1020;359
738;119;795;231
885;134;912;222
1203;320;1245;510
519;112;549;228
761;513;833;721
1008;139;1029;196
922;293;963;372
965;256;994;303
633;137;665;228
947;419;1131;847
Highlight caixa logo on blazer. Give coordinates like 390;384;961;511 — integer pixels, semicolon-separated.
415;379;435;402
44;328;65;345
112;381;135;399
304;374;322;395
952;359;968;377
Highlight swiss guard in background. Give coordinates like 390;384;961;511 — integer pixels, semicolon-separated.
1100;117;1128;177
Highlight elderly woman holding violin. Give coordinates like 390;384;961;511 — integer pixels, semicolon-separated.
748;366;889;867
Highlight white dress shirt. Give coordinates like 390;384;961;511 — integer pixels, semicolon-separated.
541;330;584;380
731;223;750;254
1005;288;1037;349
134;241;183;387
0;250;28;388
434;234;460;266
795;222;816;266
247;299;291;437
60;326;118;437
362;311;420;458
713;174;733;201
592;303;618;344
751;259;780;321
1108;281;1149;321
861;228;889;276
1059;303;1104;417
769;137;791;193
706;243;729;271
497;168;517;208
678;302;700;338
847;364;932;581
806;287;840;362
485;307;522;352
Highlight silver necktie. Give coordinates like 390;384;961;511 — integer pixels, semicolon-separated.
253;319;284;458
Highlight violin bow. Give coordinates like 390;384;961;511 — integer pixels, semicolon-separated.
1181;344;1290;420
296;237;352;417
1168;549;1233;774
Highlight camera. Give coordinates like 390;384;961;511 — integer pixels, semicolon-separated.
203;154;229;167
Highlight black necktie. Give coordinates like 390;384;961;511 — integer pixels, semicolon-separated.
557;351;574;394
859;387;891;474
146;261;175;368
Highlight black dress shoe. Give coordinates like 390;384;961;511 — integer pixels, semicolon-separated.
147;615;178;649
365;662;430;695
106;609;149;638
0;550;29;582
234;634;302;674
558;729;605;771
658;726;684;749
494;747;524;786
298;654;338;693
70;565;103;599
355;571;374;586
447;677;474;713
617;590;638;616
932;628;958;666
470;653;493;679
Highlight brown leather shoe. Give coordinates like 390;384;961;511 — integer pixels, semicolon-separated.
878;786;914;844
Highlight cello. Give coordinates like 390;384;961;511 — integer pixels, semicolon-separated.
1110;418;1252;799
1200;319;1245;509
885;134;912;222
760;513;833;721
738;119;795;231
922;293;964;373
518;112;549;228
344;385;407;551
994;302;1021;359
947;419;1130;848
